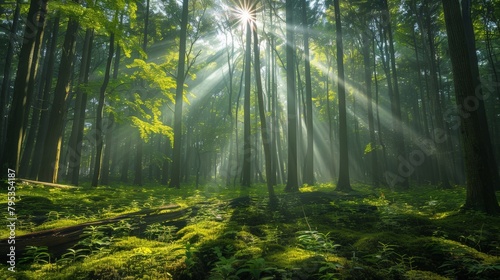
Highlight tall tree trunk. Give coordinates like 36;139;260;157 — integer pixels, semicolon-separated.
253;23;276;199
169;0;189;188
67;28;93;185
441;0;500;214
285;0;299;192
362;30;378;186
29;15;59;179
302;0;314;186
383;0;408;189
38;6;79;183
334;0;352;191
1;0;48;175
19;18;50;177
461;0;500;189
241;13;252;187
101;20;122;185
424;2;451;189
0;0;21;157
91;32;114;187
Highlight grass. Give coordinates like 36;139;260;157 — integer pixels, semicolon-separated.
1;181;500;279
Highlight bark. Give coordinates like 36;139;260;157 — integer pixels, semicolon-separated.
1;0;48;175
29;16;59;179
91;33;114;187
383;0;408;188
334;0;352;192
424;2;451;188
461;0;500;189
0;0;21;156
169;0;189;188
441;0;500;214
67;28;93;185
38;4;80;183
285;0;299;192
253;24;276;199
19;21;50;177
241;16;252;187
302;0;314;186
362;31;378;186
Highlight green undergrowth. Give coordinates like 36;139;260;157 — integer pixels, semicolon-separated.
1;182;499;279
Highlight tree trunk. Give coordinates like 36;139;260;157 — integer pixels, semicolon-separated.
253;21;276;200
334;0;352;192
19;20;50;177
1;0;48;175
362;31;378;186
424;2;451;189
38;4;79;183
169;0;189;188
0;0;21;157
91;32;114;187
302;0;314;186
285;0;299;192
134;134;143;186
29;16;59;179
241;15;252;187
66;28;93;185
461;0;500;189
441;0;500;214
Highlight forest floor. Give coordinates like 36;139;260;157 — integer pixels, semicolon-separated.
1;181;500;279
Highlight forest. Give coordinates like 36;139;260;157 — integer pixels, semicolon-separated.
1;0;500;279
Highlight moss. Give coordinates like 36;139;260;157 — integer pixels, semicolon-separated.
267;247;318;268
405;270;450;280
177;220;225;245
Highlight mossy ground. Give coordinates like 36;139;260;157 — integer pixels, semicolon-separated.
1;182;499;279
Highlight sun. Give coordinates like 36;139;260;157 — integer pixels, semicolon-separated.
231;0;257;26
237;8;252;24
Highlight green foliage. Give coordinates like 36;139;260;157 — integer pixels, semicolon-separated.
209;246;239;280
235;258;278;280
20;246;51;265
144;223;177;242
296;230;341;254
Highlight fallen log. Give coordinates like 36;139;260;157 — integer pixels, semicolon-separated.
0;204;188;262
18;178;78;189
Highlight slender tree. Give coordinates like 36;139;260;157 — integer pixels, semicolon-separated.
170;0;189;188
91;32;115;187
241;5;253;187
302;0;314;186
334;0;352;191
252;16;276;199
0;0;21;156
285;0;299;192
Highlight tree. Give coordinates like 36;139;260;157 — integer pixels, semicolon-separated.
441;0;500;214
241;4;252;187
38;1;80;183
333;0;352;192
91;32;115;187
0;0;21;156
1;0;48;174
252;13;276;200
285;0;299;192
302;0;314;186
170;0;189;188
66;28;94;185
